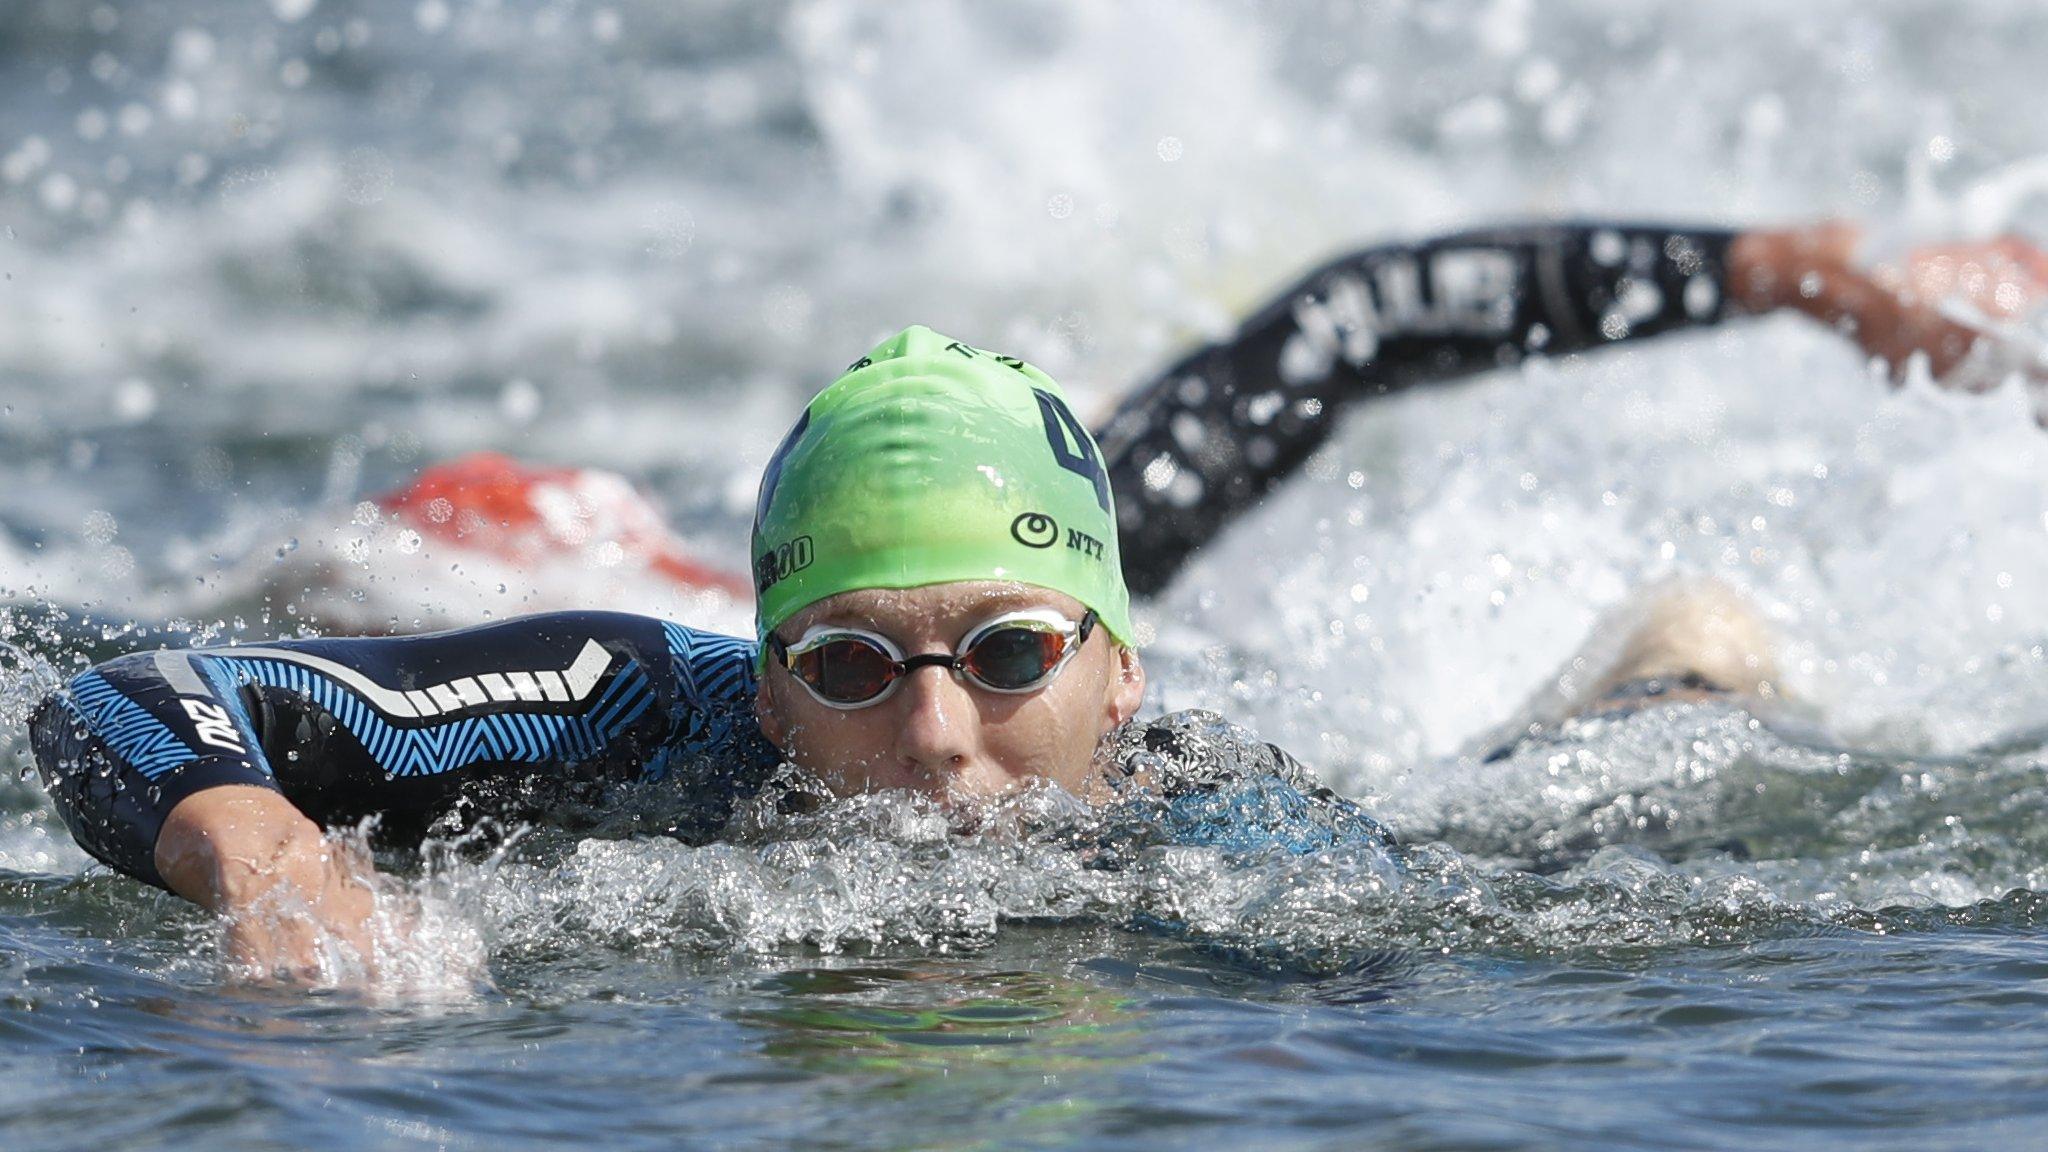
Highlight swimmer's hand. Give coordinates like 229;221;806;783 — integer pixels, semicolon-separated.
1729;221;2048;385
156;787;405;985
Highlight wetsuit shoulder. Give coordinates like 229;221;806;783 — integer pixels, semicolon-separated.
27;611;778;888
1098;710;1394;857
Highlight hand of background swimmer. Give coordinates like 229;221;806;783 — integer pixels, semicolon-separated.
1729;221;2048;387
155;787;403;985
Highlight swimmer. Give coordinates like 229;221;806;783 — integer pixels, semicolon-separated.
30;326;1371;980
1099;220;2048;592
23;219;2048;980
375;221;2048;602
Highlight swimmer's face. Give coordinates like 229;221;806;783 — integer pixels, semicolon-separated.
754;581;1146;805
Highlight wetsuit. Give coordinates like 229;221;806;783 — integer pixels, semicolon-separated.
1099;223;1736;593
28;613;1384;888
28;221;1739;888
29;613;774;887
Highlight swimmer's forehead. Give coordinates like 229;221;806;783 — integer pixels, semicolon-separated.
782;581;1087;639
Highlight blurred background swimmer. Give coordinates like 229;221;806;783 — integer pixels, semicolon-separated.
361;218;2048;614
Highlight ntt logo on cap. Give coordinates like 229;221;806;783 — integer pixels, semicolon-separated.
1011;513;1059;548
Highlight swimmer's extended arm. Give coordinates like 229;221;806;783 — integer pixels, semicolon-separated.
1096;221;2048;594
27;611;773;976
27;646;380;977
1097;222;1742;594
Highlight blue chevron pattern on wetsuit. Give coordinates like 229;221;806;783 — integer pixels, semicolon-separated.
27;611;780;888
61;669;201;781
662;621;755;710
201;653;659;778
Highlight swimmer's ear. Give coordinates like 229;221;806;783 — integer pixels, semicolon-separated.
1107;644;1145;729
754;674;789;750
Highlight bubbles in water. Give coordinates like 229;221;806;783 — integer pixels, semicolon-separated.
169;28;215;73
763;286;815;338
1156;136;1185;162
98;546;135;579
643;203;696;258
269;0;318;23
1;137;50;185
116;103;152;137
38;173;77;213
500;378;541;423
429;745;1883;978
416;0;451;35
80;511;117;545
1161;213;1210;261
216;165;279;212
340;146;393;205
112;379;155;423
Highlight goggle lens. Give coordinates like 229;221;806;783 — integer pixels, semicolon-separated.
961;623;1068;690
789;636;899;705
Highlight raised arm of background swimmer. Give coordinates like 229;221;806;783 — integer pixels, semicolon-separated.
1097;221;2048;594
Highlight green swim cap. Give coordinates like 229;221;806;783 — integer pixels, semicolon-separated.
752;325;1134;651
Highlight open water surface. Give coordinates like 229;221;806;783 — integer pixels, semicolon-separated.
5;1;2048;1148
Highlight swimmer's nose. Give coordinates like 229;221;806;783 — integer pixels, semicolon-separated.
891;663;980;787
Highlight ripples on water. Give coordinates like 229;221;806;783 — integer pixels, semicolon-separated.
5;0;2048;1148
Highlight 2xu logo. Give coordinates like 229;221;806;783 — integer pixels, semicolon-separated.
754;534;814;593
180;699;246;754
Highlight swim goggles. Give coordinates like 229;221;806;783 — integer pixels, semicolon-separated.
767;608;1099;710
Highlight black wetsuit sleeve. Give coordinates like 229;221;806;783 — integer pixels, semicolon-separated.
27;611;777;889
1095;223;1741;594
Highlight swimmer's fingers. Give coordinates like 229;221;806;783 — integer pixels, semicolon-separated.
1898;236;2048;317
1819;269;1981;381
1991;233;2048;286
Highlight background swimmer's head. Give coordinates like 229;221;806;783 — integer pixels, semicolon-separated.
750;325;1144;802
